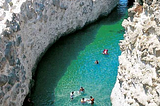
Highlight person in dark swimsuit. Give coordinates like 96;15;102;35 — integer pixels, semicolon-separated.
70;91;74;100
95;60;99;64
79;87;85;93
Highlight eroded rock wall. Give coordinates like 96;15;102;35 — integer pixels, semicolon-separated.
0;0;119;105
111;0;160;106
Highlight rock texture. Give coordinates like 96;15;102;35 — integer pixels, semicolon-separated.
0;0;118;105
111;0;160;106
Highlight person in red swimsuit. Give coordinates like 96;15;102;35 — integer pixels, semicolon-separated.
87;96;94;105
103;49;108;54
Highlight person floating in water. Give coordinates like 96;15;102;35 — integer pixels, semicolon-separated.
27;98;34;106
81;98;86;104
95;60;99;64
87;96;94;105
103;49;108;55
79;87;85;93
70;91;74;100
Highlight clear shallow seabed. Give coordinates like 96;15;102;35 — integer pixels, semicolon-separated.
30;0;128;105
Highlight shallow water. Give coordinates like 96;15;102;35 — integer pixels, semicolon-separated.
30;0;128;105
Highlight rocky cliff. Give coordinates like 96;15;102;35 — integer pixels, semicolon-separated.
0;0;119;105
111;0;160;105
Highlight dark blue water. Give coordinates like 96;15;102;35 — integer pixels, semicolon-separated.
29;0;128;105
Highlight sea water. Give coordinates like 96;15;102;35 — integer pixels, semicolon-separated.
30;0;128;105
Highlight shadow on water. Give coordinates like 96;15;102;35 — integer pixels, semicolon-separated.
29;23;100;106
23;0;130;105
97;0;128;25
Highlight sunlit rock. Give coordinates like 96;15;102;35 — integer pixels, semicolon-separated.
111;0;160;105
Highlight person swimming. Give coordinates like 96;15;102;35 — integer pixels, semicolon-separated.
79;87;85;93
81;98;86;103
70;91;74;100
103;49;108;55
95;60;99;64
87;96;94;104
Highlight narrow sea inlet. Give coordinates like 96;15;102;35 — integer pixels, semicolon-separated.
30;0;128;105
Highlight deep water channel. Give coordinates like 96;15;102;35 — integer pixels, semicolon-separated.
29;0;128;105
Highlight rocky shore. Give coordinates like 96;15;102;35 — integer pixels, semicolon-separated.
0;0;119;105
111;0;160;105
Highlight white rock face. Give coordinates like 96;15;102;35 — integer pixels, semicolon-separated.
111;0;160;106
0;0;118;105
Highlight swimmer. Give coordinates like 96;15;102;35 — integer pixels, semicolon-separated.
87;96;94;105
103;49;108;55
79;87;85;93
27;97;34;105
70;91;74;100
81;98;86;103
95;60;99;64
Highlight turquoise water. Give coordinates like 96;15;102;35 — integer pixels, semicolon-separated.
30;0;128;105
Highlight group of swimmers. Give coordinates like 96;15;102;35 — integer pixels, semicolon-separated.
70;49;108;104
81;96;94;105
70;87;94;105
